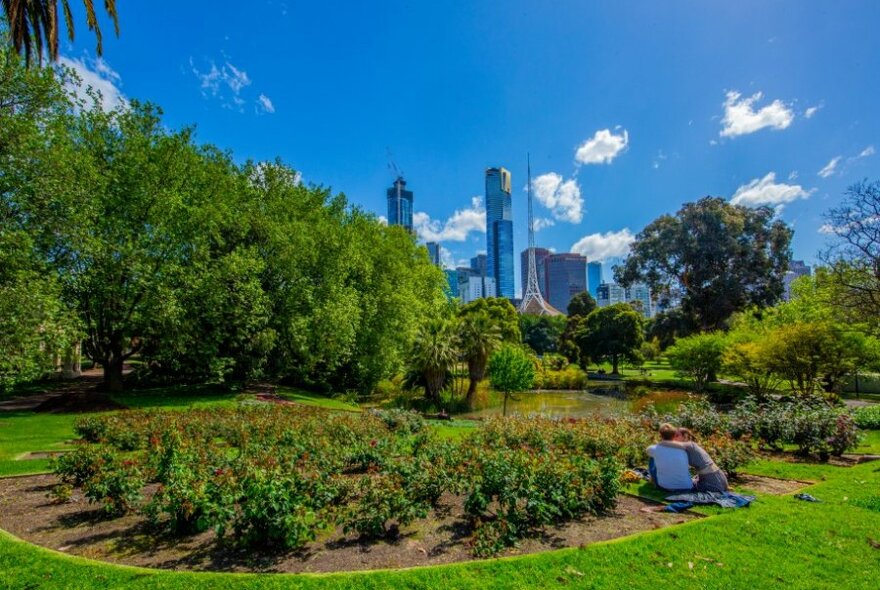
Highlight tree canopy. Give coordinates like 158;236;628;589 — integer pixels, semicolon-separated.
574;303;644;374
617;197;792;332
0;45;447;392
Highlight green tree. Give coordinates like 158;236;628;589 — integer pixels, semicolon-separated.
457;297;520;407
408;318;459;402
722;338;779;401
574;304;644;375
2;0;119;64
458;311;502;409
488;343;535;416
822;180;880;330
617;197;792;332
762;322;880;397
665;332;727;391
566;291;597;318
519;314;566;355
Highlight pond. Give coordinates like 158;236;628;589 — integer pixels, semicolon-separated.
462;385;691;419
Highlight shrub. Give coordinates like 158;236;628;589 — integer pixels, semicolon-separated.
343;474;429;538
82;457;144;516
853;405;880;430
370;408;426;434
701;434;754;476
665;333;727;391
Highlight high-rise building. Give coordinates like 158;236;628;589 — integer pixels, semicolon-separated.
443;269;458;299
587;261;603;299
783;259;812;301
545;253;587;314
626;283;654;318
520;247;550;299
425;242;441;266
485;167;514;299
386;177;413;231
596;282;627;307
459;275;497;303
470;254;488;278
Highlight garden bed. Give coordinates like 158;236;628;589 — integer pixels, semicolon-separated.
0;474;695;573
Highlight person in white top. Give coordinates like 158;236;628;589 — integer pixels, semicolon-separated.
647;423;694;492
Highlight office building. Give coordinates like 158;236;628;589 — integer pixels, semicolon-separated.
783;260;812;301
485;167;515;299
459;275;497;303
425;242;441;266
545;253;587;314
596;282;627;307
520;247;550;300
443;269;458;299
626;283;654;318
470;254;488;278
386;177;413;231
587;261;603;299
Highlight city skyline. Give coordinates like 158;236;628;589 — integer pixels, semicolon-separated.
52;1;880;300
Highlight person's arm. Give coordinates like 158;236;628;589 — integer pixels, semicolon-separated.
658;440;687;449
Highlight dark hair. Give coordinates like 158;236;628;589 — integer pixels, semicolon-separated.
677;427;696;442
659;423;676;441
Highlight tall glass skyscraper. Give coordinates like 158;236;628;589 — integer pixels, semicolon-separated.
587;261;603;299
485;167;514;299
386;177;413;231
545;253;587;314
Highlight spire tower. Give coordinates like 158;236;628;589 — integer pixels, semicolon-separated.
519;155;560;316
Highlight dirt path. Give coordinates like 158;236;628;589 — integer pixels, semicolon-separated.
0;367;132;414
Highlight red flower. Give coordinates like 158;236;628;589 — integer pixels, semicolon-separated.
369;439;378;448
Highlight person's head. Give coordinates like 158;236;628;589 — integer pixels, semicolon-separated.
659;423;677;441
675;427;695;442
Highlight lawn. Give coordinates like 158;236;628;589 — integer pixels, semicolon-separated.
2;384;879;589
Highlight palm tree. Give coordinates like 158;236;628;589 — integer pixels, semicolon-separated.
409;318;458;403
459;312;502;410
2;0;119;65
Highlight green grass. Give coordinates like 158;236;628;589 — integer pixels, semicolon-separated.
274;387;361;412
855;429;880;454
1;460;879;589
430;419;479;441
0;412;78;476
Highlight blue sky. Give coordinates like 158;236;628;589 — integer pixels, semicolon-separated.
59;1;879;295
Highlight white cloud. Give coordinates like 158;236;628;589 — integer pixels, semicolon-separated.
730;172;813;209
256;94;275;114
531;173;584;223
575;128;629;164
533;218;555;231
652;150;667;169
58;55;126;111
859;145;875;158
190;58;259;112
720;91;794;137
377;215;388;226
571;229;635;262
788;170;799;181
804;105;821;119
818;156;841;178
413;196;486;242
439;246;455;269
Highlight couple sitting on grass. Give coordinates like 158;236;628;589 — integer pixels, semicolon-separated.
647;422;729;493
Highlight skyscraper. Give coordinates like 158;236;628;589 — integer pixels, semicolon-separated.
587;261;603;299
425;242;441;266
596;282;627;307
386;177;413;231
545;253;588;314
485;167;514;299
470;254;488;278
520;247;550;299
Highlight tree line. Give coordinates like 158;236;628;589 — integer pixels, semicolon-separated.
0;44;447;392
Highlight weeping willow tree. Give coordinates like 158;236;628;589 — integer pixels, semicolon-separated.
2;0;119;65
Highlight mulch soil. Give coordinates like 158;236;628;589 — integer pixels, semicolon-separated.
0;474;700;574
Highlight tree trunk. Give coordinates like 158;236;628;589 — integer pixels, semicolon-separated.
465;379;478;410
611;355;619;375
104;355;125;392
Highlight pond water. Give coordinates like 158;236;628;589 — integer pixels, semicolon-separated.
460;385;691;420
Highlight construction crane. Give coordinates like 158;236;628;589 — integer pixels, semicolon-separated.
386;148;404;227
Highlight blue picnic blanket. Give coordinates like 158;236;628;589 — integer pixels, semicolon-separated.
663;491;756;512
